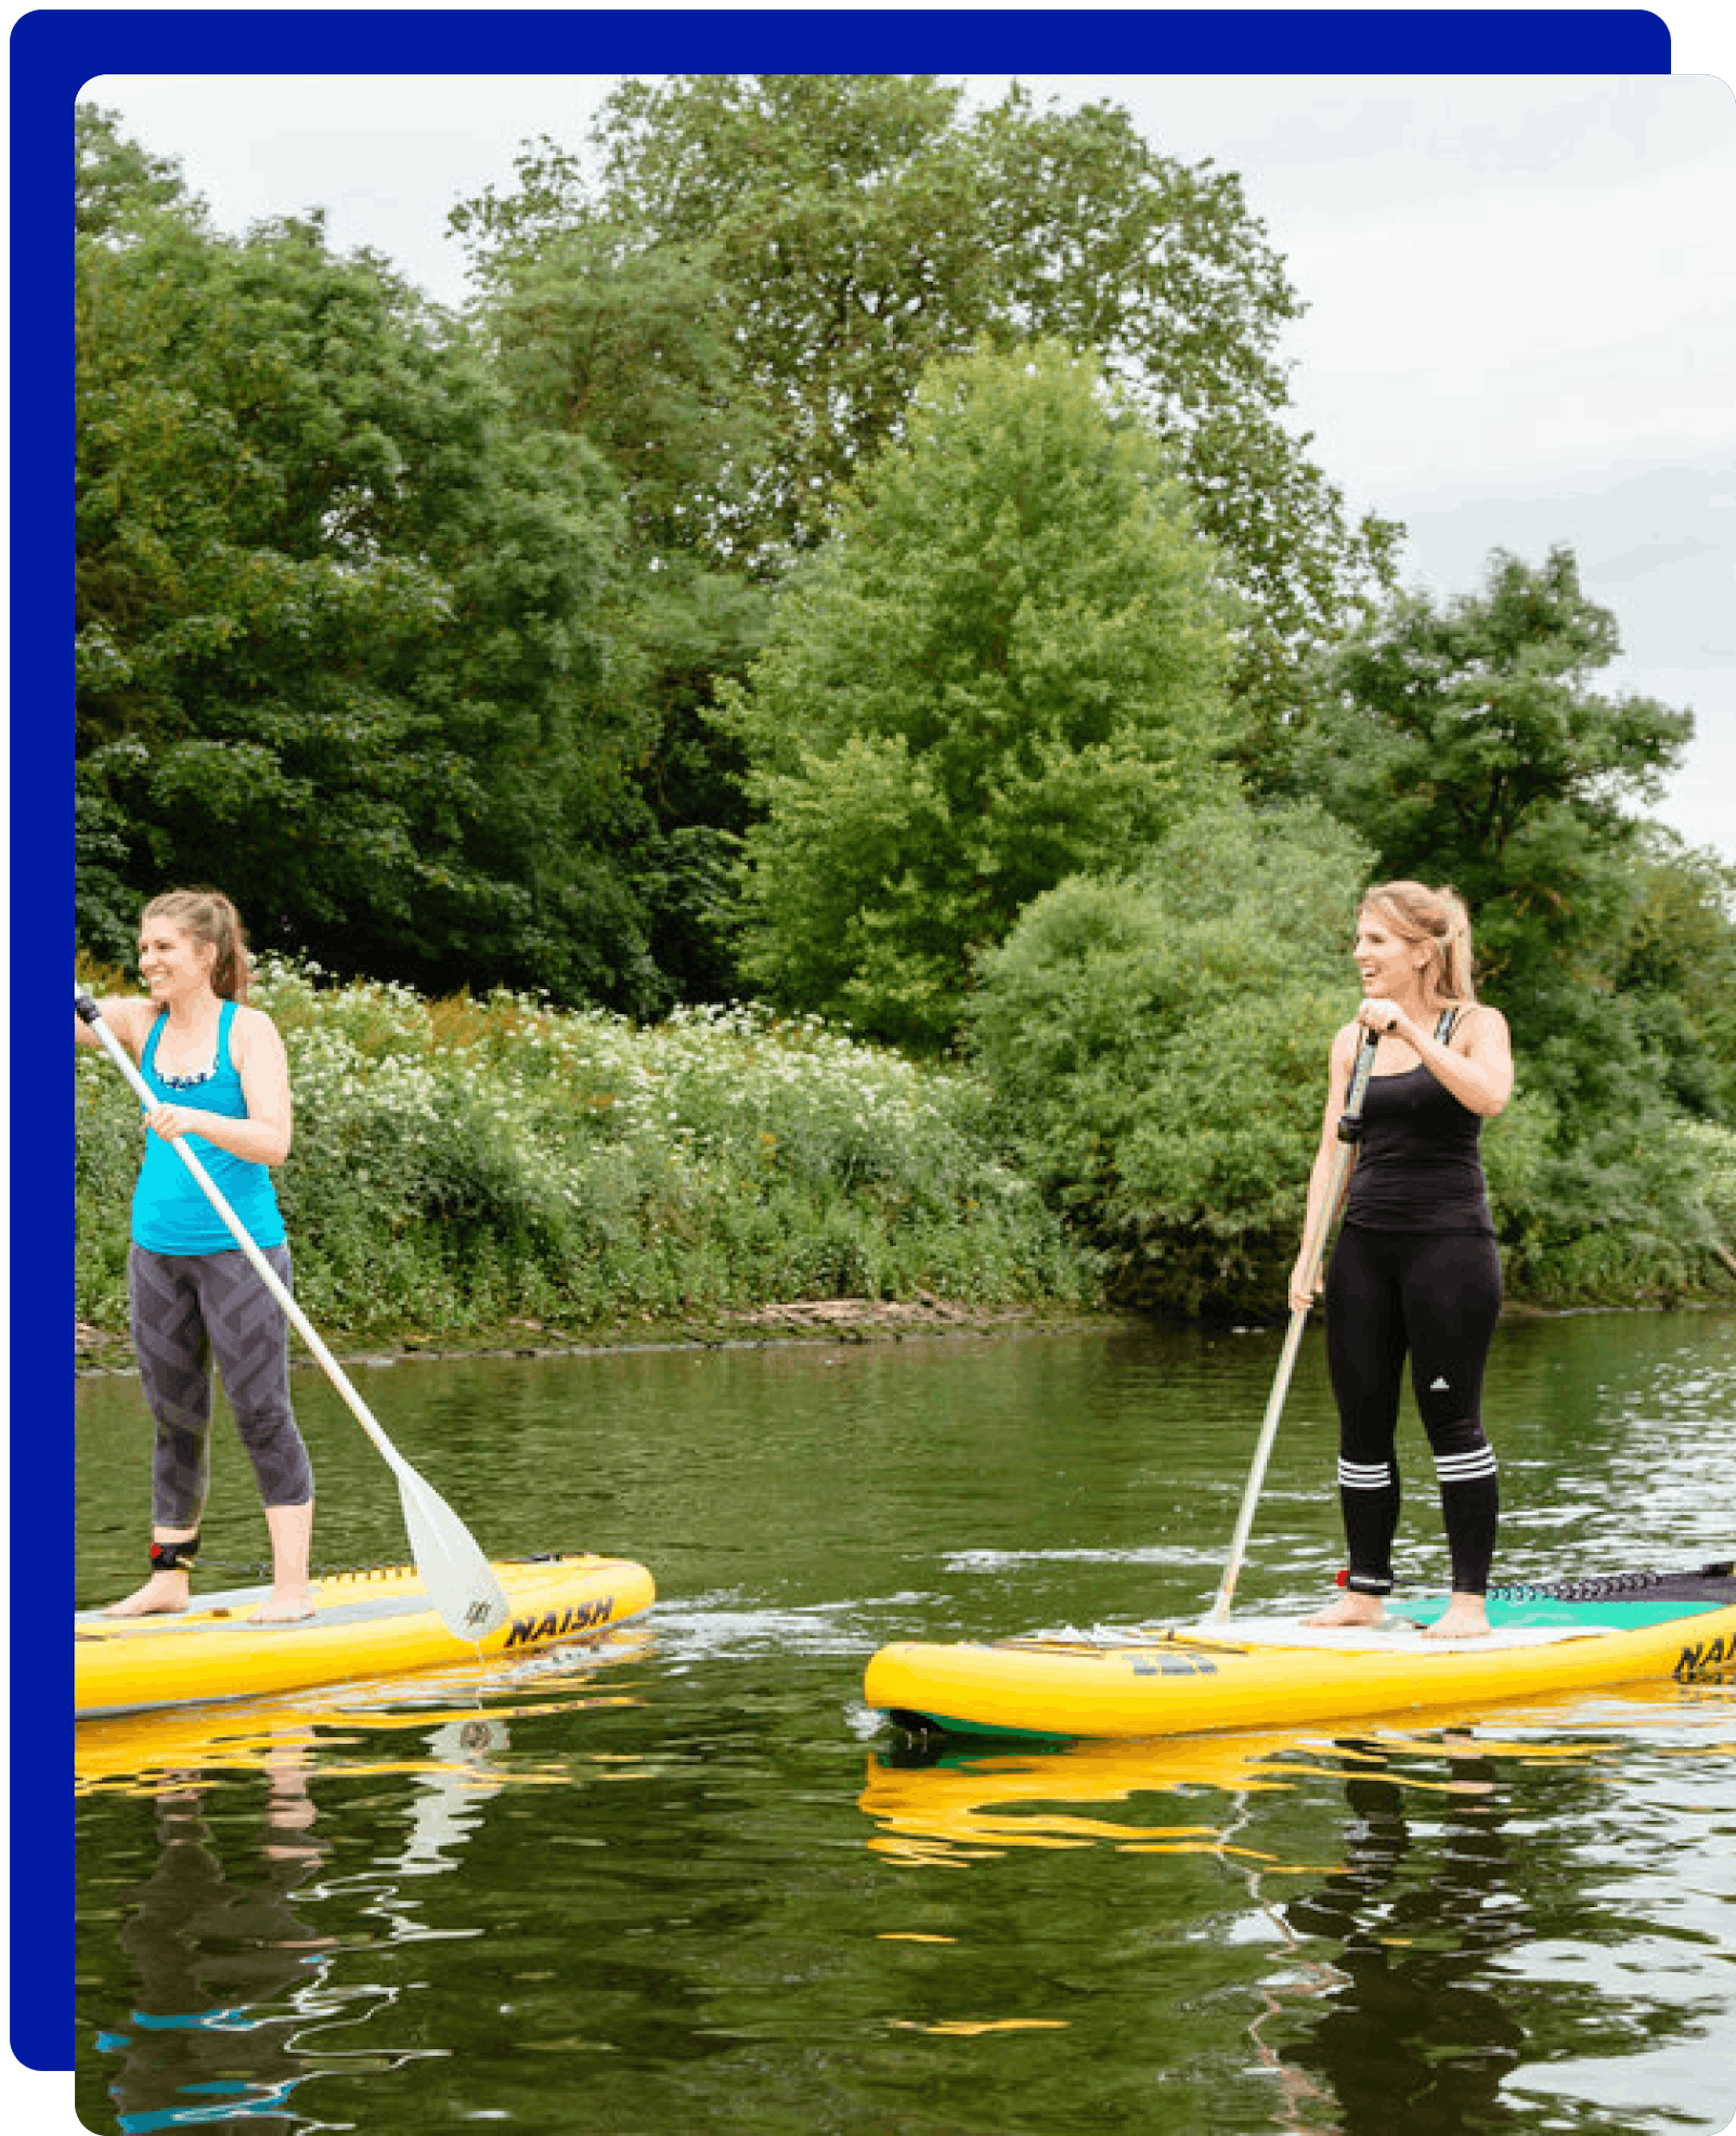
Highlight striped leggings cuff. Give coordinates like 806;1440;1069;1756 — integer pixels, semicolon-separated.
1338;1458;1396;1492
1434;1447;1499;1484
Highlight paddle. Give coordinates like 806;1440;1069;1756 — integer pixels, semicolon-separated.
1203;1022;1382;1626
76;980;512;1641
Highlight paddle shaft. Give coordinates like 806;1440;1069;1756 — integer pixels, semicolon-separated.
1205;1025;1382;1625
77;984;403;1464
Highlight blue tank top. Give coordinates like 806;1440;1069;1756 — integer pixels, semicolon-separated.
1343;1010;1495;1237
131;1000;288;1255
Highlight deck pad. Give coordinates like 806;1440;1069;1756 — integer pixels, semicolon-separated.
77;1588;442;1636
1016;1618;1606;1657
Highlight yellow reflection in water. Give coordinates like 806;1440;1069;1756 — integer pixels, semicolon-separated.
862;1729;1334;1869
75;1626;655;1796
859;1677;1736;1871
893;2018;1071;2035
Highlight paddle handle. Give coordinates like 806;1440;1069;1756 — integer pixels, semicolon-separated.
75;983;399;1471
1298;1021;1382;1290
1337;1019;1382;1139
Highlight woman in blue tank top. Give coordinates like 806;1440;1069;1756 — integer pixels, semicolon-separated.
75;889;316;1622
1288;882;1514;1640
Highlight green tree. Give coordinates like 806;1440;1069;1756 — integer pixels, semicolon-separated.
464;202;778;1001
967;802;1376;1316
1290;546;1694;1058
1607;832;1736;1122
453;73;1399;718
722;344;1236;1053
1276;546;1728;1299
75;108;660;1008
477;216;772;569
75;97;189;237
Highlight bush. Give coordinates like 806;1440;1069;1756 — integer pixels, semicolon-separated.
1482;1067;1730;1305
1682;1118;1736;1245
75;962;1098;1340
966;803;1736;1316
967;803;1375;1316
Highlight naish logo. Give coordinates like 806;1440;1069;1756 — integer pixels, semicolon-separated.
1674;1632;1736;1682
1130;1654;1219;1679
504;1595;616;1649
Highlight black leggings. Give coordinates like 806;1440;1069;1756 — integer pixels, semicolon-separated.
1323;1226;1502;1597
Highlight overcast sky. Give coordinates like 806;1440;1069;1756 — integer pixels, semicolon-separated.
83;65;1736;860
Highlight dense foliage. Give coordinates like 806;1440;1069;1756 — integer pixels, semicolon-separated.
455;76;1397;655
1281;546;1694;1045
968;805;1733;1314
76;106;664;1010
724;344;1235;1051
453;71;1400;891
75;964;1097;1341
73;88;1736;1326
968;805;1373;1314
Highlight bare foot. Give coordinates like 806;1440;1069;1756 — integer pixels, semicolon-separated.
1420;1596;1490;1640
248;1588;316;1626
102;1572;190;1618
1303;1593;1387;1629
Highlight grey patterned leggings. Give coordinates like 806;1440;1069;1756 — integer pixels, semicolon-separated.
128;1243;316;1529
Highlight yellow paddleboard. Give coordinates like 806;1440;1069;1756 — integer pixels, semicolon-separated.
865;1576;1736;1742
76;1553;655;1717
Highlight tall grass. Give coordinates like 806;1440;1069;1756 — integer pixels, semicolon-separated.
75;964;1101;1342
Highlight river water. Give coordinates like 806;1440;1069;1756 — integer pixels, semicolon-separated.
74;1310;1736;2135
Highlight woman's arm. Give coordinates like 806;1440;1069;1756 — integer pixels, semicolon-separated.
74;995;153;1055
142;1007;294;1167
1288;1025;1358;1311
1358;998;1513;1117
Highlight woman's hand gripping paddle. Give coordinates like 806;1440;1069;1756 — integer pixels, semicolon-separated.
1203;1024;1381;1626
77;981;512;1642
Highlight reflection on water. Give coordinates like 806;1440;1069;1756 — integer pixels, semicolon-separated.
1268;1741;1530;2136
859;1683;1736;2136
75;1312;1736;2134
99;1758;336;2132
81;1635;657;2133
859;1682;1736;1871
75;1628;656;1800
863;1730;1316;1867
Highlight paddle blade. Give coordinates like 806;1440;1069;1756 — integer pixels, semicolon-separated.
393;1467;513;1640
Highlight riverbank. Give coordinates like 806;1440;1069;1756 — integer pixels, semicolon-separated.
73;1298;1137;1376
74;1290;1735;1379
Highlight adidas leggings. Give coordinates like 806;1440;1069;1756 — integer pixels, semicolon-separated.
128;1243;315;1530
1323;1226;1502;1597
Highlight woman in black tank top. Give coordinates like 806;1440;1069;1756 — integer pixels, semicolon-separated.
1288;882;1514;1640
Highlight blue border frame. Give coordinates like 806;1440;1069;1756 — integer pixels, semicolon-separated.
26;3;1671;2085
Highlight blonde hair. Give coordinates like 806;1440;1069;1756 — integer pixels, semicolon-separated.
141;888;254;1002
1359;880;1477;1007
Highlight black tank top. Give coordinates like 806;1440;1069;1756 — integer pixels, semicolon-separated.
1343;1011;1494;1236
